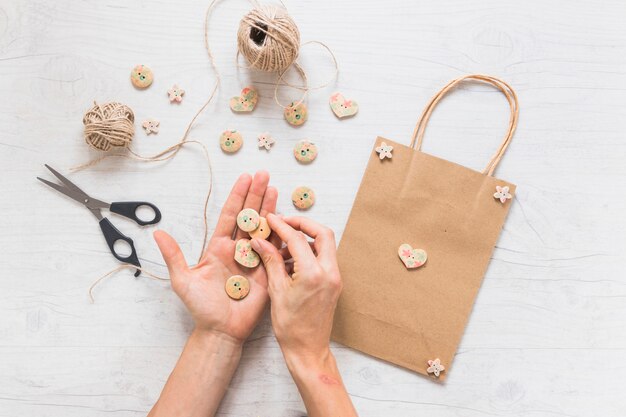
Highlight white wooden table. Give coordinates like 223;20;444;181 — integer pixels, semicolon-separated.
1;0;625;415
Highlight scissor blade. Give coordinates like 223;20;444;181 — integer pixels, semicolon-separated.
44;164;89;199
37;177;88;205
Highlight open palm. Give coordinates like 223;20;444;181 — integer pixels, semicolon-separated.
154;172;279;343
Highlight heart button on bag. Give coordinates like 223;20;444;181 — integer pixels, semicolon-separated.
398;244;427;269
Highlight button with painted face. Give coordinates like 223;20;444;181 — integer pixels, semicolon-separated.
284;102;308;126
225;275;250;300
249;216;271;240
237;208;260;232
130;65;154;89
234;238;261;268
292;186;315;210
293;140;318;164
220;129;243;153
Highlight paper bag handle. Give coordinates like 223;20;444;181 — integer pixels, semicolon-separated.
410;74;519;176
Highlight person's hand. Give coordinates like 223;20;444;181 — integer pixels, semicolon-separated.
154;172;278;344
250;214;342;365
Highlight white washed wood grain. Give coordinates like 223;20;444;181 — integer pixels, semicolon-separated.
1;0;625;416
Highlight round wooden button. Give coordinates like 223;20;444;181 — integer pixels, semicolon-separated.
130;64;153;89
293;140;318;163
292;186;315;210
284;102;308;126
234;238;261;268
249;216;271;240
237;208;260;232
225;275;250;300
220;130;243;153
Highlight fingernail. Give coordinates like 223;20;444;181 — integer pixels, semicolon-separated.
250;238;261;251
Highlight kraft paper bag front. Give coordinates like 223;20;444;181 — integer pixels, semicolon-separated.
331;75;518;380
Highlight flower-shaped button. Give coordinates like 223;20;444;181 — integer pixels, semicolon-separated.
427;358;445;377
258;132;276;151
142;119;159;135
493;185;512;204
168;84;185;103
375;142;393;160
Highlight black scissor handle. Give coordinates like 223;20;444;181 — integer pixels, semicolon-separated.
99;218;141;277
109;201;162;226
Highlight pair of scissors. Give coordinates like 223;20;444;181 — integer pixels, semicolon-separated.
37;164;161;276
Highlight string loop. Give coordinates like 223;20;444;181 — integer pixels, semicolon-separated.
410;74;519;176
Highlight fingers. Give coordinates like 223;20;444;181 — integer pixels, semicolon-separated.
279;241;316;260
213;173;252;238
250;238;288;293
259;187;282;249
259;186;278;217
235;171;270;240
153;230;189;291
266;213;317;267
282;217;337;264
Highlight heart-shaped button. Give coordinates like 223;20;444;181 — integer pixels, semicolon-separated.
329;92;358;118
230;87;258;112
234;239;260;268
398;243;427;269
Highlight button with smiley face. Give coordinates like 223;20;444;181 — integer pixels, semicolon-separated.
237;208;260;232
249;216;271;240
293;140;318;164
225;275;250;300
130;64;154;89
292;186;315;210
284;102;308;126
220;129;243;153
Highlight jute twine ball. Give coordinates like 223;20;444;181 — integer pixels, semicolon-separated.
237;5;300;73
83;102;135;151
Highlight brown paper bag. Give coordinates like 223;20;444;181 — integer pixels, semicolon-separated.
332;75;519;380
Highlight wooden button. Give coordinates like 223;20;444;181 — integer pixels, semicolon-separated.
329;92;358;118
375;142;393;160
130;65;153;89
284;102;308;126
293;140;318;163
398;243;427;269
234;239;260;268
142;119;159;135
426;358;445;377
237;208;260;232
220;130;243;153
230;86;258;112
292;186;315;210
167;84;185;103
249;216;271;240
225;275;250;300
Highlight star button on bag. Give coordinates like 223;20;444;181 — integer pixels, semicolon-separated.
332;74;519;380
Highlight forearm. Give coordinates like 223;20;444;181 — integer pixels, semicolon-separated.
284;348;358;417
148;329;242;417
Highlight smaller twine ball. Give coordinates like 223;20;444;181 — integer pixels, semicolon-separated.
83;102;135;152
237;5;301;73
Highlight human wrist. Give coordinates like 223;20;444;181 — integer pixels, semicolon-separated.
191;328;243;358
282;345;335;379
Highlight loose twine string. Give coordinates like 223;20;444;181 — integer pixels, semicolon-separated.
84;0;340;301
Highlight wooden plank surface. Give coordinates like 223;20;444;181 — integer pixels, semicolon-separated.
1;0;625;415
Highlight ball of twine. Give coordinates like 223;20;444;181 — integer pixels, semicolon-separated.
237;5;300;73
83;101;135;152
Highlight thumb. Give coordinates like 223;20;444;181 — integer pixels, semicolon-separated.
154;230;189;288
250;238;287;291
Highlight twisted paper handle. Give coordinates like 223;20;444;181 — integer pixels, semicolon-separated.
410;74;519;176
